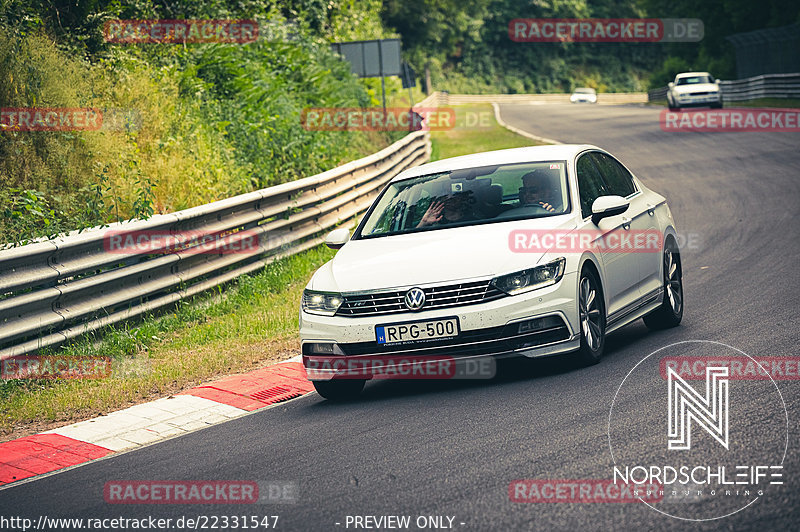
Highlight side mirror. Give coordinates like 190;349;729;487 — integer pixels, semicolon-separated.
591;196;629;225
668;82;674;89
324;228;350;250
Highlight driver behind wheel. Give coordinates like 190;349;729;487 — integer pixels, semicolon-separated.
518;169;562;212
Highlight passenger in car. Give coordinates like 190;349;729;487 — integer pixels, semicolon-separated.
416;190;477;227
518;169;562;212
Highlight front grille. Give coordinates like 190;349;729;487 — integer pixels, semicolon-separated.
689;91;710;96
336;279;506;317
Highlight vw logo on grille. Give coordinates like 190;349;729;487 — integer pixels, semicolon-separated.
404;287;426;311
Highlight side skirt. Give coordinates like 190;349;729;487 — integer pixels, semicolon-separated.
606;287;664;335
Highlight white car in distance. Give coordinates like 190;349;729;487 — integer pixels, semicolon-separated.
300;145;684;399
570;88;597;104
667;72;722;110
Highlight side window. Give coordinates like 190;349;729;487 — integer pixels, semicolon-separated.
576;154;610;219
591;153;637;197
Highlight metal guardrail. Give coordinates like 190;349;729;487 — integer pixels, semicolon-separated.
0;95;437;361
442;93;647;105
719;72;800;101
647;87;668;101
648;72;800;102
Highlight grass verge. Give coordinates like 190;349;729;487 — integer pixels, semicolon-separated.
0;245;334;441
721;98;800;108
430;104;539;161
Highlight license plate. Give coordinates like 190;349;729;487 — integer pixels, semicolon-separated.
376;317;459;345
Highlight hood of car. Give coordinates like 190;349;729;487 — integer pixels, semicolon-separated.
311;216;578;293
672;83;718;94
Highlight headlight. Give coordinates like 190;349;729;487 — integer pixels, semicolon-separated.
302;290;344;316
490;258;566;295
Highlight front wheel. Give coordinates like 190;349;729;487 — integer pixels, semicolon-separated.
312;379;365;401
667;95;679;111
576;269;606;366
643;243;683;330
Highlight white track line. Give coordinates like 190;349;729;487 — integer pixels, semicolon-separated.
491;102;563;145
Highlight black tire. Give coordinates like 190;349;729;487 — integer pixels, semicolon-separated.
312;379;365;400
643;240;683;330
667;95;679;111
711;102;723;109
576;268;606;366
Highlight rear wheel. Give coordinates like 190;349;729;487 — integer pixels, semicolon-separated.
643;241;683;330
312;379;365;401
576;268;605;366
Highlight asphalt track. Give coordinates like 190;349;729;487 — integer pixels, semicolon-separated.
1;103;798;531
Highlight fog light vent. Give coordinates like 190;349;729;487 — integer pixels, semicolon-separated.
517;316;563;334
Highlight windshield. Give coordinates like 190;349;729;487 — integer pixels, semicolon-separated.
676;75;713;85
358;161;570;238
574;88;596;94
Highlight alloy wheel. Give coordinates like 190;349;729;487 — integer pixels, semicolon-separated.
579;276;602;351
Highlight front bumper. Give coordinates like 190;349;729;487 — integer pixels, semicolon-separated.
674;96;721;108
300;272;581;380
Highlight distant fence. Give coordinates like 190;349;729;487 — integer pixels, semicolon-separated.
648;72;800;102
0;95;437;361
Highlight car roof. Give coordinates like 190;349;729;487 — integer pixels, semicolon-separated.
392;144;599;182
675;71;712;78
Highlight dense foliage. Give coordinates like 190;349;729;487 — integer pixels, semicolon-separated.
382;0;800;93
0;0;400;243
2;0;798;243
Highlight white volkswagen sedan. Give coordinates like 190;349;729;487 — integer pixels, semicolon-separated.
300;145;683;399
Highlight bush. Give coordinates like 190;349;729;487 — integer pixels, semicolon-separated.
0;3;401;244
